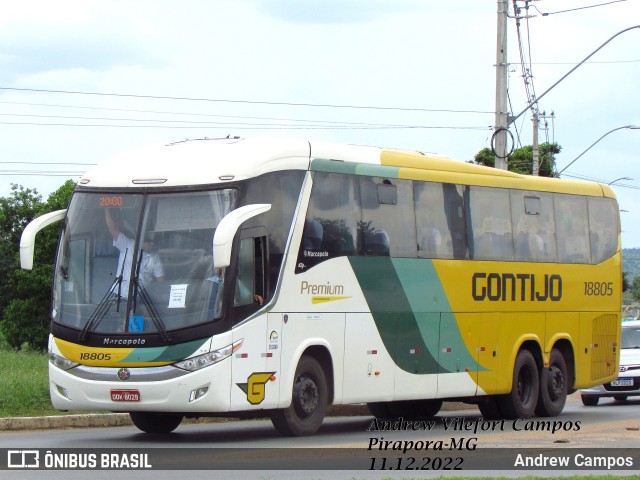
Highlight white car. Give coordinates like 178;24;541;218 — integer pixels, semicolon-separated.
581;320;640;406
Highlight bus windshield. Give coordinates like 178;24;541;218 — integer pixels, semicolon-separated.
55;189;237;337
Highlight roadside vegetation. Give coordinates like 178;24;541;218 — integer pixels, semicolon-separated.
0;347;56;417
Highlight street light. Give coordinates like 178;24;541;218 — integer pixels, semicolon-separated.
608;177;633;186
556;126;640;177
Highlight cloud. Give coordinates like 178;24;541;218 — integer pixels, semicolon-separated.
253;0;424;24
0;1;163;82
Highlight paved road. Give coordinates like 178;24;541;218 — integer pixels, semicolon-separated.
1;393;639;479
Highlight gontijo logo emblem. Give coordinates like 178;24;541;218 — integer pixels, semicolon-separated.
236;372;276;405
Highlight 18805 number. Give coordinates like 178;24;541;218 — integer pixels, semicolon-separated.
584;282;613;296
79;352;112;361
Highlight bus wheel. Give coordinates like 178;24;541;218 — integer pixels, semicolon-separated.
129;412;183;434
535;349;568;417
478;396;503;419
271;355;328;436
497;349;539;419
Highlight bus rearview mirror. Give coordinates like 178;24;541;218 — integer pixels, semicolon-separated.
213;204;271;269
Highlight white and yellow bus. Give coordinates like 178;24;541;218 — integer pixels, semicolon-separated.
21;137;621;435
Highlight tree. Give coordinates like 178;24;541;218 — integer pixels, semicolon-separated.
631;276;640;303
0;180;76;350
623;271;630;293
472;143;561;177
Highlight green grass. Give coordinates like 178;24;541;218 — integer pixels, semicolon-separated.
0;348;67;417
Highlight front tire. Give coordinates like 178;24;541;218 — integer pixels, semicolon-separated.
497;349;539;419
535;349;568;417
129;412;183;434
271;355;328;436
581;395;599;406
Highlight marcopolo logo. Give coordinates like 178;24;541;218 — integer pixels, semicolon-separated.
472;272;562;302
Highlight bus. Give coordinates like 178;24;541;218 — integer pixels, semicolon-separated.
20;136;621;435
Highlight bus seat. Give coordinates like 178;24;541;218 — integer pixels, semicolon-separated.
365;229;390;256
321;224;356;256
303;219;323;249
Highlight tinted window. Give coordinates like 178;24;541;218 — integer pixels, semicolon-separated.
510;190;557;262
297;172;358;272
360;177;417;258
588;197;619;263
467;186;514;261
414;181;465;259
555;194;590;263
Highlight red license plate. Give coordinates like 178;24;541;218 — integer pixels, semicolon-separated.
110;389;141;402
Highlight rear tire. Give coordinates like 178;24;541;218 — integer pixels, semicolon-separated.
535;349;568;417
497;349;539;419
129;412;183;434
271;355;328;436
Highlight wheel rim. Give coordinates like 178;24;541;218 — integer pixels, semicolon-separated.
293;375;319;420
548;364;565;401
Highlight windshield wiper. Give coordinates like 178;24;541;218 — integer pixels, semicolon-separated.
131;250;171;342
79;250;128;341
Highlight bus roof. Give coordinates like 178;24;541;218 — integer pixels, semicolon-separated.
78;136;613;198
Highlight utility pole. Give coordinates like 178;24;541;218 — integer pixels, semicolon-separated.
532;113;539;175
494;0;509;170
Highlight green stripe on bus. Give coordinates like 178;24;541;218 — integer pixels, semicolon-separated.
349;256;484;374
310;158;400;178
121;339;206;363
348;256;446;374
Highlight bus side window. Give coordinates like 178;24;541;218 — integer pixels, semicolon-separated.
359;177;417;258
295;172;358;273
415;181;466;260
588;197;619;263
555;194;590;263
511;191;557;263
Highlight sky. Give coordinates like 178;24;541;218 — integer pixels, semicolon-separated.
1;0;639;246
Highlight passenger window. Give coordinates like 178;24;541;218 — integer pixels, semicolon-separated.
510;190;557;262
414;181;462;259
588;197;619;263
555;194;590;263
467;186;514;261
360;177;417;258
296;172;358;273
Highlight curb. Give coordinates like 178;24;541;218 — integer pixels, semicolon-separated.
0;402;473;432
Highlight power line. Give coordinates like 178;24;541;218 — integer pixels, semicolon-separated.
0;86;493;115
0;120;491;131
532;0;627;17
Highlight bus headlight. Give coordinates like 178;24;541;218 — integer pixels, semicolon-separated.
174;339;243;372
49;352;79;371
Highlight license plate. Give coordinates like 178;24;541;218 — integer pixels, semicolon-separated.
110;389;141;402
611;378;633;387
